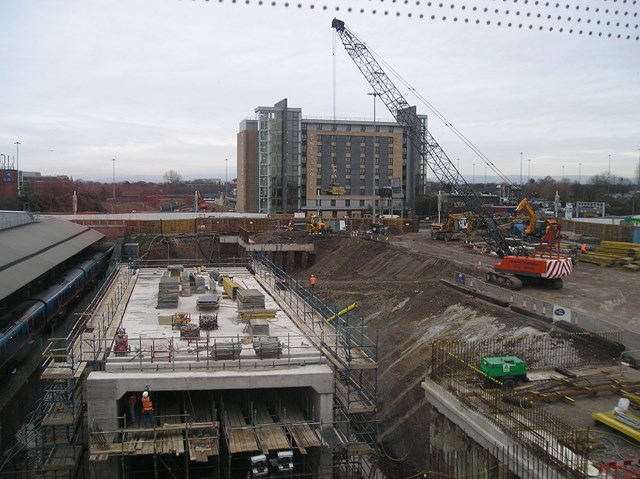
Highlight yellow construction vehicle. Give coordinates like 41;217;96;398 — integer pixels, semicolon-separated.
431;213;474;241
513;198;547;238
307;214;327;234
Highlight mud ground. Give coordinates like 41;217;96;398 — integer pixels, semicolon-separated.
143;231;640;473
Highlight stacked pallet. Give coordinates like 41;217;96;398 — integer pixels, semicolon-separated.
579;240;640;270
180;272;192;297
237;289;265;310
194;275;206;293
157;273;180;309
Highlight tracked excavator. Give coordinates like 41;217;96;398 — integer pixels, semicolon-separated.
431;212;474;241
332;18;573;290
514;197;546;237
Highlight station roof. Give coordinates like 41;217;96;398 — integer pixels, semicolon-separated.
0;212;105;300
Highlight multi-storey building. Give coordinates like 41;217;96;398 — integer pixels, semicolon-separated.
237;98;428;217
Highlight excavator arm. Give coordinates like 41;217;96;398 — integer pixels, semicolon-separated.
515;198;537;235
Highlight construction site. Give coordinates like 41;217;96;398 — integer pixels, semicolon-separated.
1;207;640;479
1;9;639;479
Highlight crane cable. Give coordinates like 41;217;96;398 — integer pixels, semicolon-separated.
354;35;517;188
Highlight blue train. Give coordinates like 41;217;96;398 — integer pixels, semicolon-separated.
0;244;113;375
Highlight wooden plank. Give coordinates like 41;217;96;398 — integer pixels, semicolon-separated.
253;402;290;453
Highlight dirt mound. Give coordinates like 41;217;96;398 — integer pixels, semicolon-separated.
301;235;553;473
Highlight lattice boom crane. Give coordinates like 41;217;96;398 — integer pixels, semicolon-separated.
331;18;573;289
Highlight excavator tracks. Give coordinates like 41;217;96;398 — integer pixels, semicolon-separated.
486;272;523;290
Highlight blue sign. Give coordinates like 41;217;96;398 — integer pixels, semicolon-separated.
3;170;14;182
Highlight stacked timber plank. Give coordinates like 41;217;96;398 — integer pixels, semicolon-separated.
511;371;640;405
194;275;206;293
237;288;278;320
180;272;192;297
223;402;259;454
579;240;640;270
253;336;282;359
222;277;240;298
253;401;290;453
157;273;180;309
237;289;265;310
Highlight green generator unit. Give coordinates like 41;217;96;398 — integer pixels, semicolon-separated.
479;356;527;388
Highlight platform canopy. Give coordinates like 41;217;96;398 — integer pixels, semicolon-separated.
0;212;105;300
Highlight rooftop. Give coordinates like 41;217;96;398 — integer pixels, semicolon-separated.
105;266;327;372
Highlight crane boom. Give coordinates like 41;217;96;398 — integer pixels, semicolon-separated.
332;18;573;289
331;18;510;256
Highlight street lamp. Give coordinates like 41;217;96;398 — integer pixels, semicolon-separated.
473;163;476;186
224;158;228;206
14;141;20;195
112;158;116;214
520;152;523;186
637;149;640;187
527;159;531;182
579;162;582;184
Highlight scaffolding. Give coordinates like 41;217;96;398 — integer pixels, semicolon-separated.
0;264;133;479
248;253;379;477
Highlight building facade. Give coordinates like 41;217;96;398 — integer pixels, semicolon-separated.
237;98;428;217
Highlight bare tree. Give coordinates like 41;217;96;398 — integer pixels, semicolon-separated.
163;169;182;184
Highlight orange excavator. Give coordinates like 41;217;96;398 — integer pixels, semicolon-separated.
333;18;573;290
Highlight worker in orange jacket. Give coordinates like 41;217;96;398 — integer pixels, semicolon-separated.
580;244;587;254
310;274;316;289
141;390;155;428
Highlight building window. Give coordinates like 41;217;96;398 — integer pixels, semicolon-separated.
317;167;322;174
346;135;351;142
316;178;322;185
360;125;366;132
346;168;351;175
375;147;380;154
346;146;351;152
346;157;351;164
360;168;366;175
375;168;379;175
375;125;380;132
330;199;336;206
360;136;366;142
345;199;351;206
331;135;337;141
346;124;351;131
375;158;380;165
359;178;365;185
360;157;365;164
388;166;393;175
359;200;365;207
359;188;366;195
317;124;323;130
389;137;394;143
332;124;337;131
389;147;393;154
388;126;394;132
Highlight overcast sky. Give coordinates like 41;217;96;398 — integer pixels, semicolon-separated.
1;0;638;184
